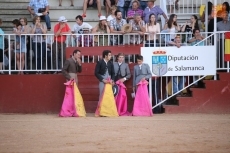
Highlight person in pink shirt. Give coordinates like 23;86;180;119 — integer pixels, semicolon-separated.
127;1;143;21
145;13;160;47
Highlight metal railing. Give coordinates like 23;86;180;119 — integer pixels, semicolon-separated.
0;32;229;110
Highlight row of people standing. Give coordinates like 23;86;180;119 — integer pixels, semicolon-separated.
61;49;153;117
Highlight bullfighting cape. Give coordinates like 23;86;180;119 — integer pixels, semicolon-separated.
132;80;153;116
95;80;119;117
59;80;86;117
115;80;130;116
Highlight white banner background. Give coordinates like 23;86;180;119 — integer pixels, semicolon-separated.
141;46;216;76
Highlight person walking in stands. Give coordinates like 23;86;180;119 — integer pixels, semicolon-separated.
0;19;4;74
52;16;71;73
62;50;82;85
27;0;51;31
82;0;102;18
143;0;168;23
94;50;115;99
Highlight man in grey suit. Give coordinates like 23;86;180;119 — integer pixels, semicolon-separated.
113;53;131;82
133;55;152;90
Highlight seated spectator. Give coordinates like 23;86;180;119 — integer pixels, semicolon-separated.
110;10;127;45
72;15;92;36
52;16;71;73
143;0;168;23
163;14;181;42
188;29;204;87
77;27;93;47
129;13;146;44
107;5;117;25
145;14;160;47
168;35;185;47
30;16;47;74
92;16;110;46
27;0;51;31
130;0;148;11
217;2;230;18
0;18;4;74
104;0;116;17
82;0;102;18
127;1;143;22
181;15;199;33
59;0;74;6
188;29;204;46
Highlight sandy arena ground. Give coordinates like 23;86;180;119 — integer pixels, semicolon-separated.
0;113;230;153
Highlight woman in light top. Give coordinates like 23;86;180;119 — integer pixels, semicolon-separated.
31;16;47;74
12;18;29;75
92;16;111;46
145;14;160;47
163;14;180;41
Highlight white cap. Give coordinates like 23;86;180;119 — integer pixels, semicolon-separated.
58;16;68;22
99;16;106;21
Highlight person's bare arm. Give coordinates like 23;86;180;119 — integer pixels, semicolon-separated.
27;6;35;15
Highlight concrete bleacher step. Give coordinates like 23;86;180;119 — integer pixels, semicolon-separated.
0;0;200;34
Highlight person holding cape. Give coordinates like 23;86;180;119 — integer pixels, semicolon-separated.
59;50;86;117
94;50;118;117
113;53;131;116
132;55;153;116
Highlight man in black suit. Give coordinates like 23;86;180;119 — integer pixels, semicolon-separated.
95;50;115;99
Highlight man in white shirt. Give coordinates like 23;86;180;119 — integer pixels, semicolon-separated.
72;15;93;35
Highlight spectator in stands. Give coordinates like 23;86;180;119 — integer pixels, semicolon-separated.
52;16;71;73
13;18;30;75
181;15;199;33
217;11;230;68
27;0;51;31
0;19;4;74
107;5;117;25
72;15;92;35
127;1;143;22
143;0;168;23
59;0;74;6
31;16;47;74
110;10;127;45
116;0;130;19
104;0;116;17
145;14;160;47
82;0;102;18
77;27;93;47
169;35;187;96
167;0;179;13
201;1;213;24
217;2;230;18
129;13;146;44
188;28;204;87
92;16;111;46
163;14;180;42
168;35;184;47
130;0;148;10
188;29;204;46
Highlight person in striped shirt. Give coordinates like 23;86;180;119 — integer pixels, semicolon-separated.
127;0;143;22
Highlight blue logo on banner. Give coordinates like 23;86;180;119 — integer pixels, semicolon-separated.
152;55;167;76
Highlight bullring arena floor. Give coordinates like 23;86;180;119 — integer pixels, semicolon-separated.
0;114;230;153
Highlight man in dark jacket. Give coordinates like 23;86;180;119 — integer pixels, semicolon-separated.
94;50;115;99
62;50;82;84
